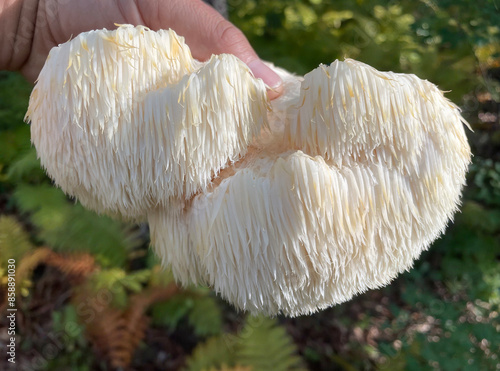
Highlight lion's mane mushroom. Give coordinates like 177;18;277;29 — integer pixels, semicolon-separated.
27;24;268;220
28;25;471;317
149;59;471;316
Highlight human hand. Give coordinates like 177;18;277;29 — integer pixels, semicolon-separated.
5;0;283;98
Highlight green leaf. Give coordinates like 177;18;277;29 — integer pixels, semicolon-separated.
151;295;194;328
188;296;223;337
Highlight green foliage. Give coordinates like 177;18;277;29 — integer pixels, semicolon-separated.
152;295;194;328
0;73;32;170
0;216;34;296
148;252;224;337
188;295;224;337
185;316;305;371
87;268;151;309
152;288;223;337
7;147;47;184
425;177;500;304
12;184;138;267
379;291;500;371
229;0;500;102
42;305;94;371
185;336;234;371
0;215;33;264
0;72;31;130
433;223;500;304
377;157;500;369
468;157;500;207
234;316;305;371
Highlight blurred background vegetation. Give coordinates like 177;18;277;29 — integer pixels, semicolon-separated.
1;0;499;370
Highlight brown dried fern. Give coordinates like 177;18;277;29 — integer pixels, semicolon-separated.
3;243;179;369
12;247;96;292
44;250;96;283
79;282;179;369
0;246;96;315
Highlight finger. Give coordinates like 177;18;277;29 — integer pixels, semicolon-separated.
140;0;283;99
211;18;284;99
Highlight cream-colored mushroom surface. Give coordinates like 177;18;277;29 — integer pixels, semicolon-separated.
27;25;471;317
27;24;268;220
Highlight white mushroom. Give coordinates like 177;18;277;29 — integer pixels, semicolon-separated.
27;24;268;220
148;60;471;316
28;25;471;317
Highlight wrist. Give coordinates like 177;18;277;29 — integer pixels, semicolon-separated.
1;0;39;71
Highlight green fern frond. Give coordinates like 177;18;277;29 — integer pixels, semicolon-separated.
188;295;223;337
120;269;151;292
13;184;137;267
0;215;33;266
186;316;304;371
235;316;305;371
185;336;235;371
87;268;151;309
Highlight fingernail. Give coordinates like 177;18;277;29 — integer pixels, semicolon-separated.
248;60;283;99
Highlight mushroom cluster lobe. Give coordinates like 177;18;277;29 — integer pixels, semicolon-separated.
27;25;471;316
